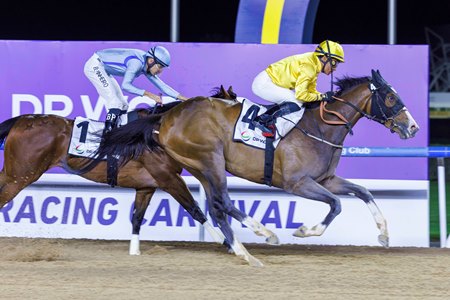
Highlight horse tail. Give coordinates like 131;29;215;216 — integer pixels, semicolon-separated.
76;115;162;174
0;116;20;146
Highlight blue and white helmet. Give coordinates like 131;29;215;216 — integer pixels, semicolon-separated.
148;46;171;67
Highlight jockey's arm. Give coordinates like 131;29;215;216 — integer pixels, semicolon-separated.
145;73;182;100
121;61;146;96
143;90;162;104
294;71;322;102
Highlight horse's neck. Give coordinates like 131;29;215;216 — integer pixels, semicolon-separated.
302;88;370;145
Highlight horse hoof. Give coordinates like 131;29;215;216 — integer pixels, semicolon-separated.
292;225;308;238
248;256;264;268
129;251;141;256
378;234;389;248
266;234;280;245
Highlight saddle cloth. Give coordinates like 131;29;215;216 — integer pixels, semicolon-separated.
233;98;305;150
68;113;133;158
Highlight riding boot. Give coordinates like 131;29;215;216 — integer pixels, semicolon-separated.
103;108;122;187
102;108;122;137
254;102;301;134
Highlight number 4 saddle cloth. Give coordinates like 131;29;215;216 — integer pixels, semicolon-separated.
233;98;305;150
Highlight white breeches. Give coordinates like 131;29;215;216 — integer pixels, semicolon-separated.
84;54;128;111
252;70;298;104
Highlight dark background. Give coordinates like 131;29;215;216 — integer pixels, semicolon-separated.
1;0;448;44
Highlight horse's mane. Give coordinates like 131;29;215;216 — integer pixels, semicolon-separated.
131;86;237;117
302;76;370;109
334;76;370;97
132;101;182;116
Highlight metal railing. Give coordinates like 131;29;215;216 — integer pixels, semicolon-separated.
342;146;450;247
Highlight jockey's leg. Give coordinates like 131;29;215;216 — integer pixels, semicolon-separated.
103;108;123;187
254;102;301;134
103;108;122;136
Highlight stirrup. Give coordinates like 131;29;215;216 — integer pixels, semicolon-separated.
261;124;276;138
254;121;275;137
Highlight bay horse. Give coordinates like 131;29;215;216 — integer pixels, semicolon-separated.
78;70;420;266
0;87;260;255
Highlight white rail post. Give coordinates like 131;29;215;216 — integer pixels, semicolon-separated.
437;157;448;247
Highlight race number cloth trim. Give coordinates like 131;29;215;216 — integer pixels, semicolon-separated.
233;98;304;150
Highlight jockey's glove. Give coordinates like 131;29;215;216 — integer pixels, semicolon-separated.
321;91;335;102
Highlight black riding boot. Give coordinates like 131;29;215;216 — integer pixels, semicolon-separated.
103;108;122;137
254;102;300;135
103;108;122;187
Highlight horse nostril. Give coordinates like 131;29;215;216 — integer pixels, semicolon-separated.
409;124;420;135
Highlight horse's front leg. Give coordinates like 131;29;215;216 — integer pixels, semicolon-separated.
287;176;342;238
321;175;389;248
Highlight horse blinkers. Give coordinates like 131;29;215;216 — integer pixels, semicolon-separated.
368;70;408;134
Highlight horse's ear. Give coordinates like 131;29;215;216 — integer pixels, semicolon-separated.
371;69;377;78
221;85;230;98
227;86;237;99
371;69;382;82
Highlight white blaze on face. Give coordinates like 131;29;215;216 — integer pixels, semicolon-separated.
405;109;420;137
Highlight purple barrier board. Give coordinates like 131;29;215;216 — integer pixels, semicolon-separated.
0;41;428;180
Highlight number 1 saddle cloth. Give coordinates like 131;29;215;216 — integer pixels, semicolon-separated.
68;113;134;158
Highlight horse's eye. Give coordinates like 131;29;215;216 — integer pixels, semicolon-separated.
385;93;397;108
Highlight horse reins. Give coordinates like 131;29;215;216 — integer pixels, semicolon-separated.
299;80;399;148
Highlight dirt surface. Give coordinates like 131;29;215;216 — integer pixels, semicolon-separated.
1;237;450;300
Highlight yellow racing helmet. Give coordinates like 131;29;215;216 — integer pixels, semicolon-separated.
315;40;345;63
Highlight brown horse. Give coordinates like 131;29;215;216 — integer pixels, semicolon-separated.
0;88;243;255
79;70;420;266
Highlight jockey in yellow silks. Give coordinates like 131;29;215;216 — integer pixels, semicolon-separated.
251;40;344;133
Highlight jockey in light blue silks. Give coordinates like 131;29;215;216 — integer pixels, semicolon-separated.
84;46;188;134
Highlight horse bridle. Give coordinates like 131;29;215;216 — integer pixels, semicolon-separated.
366;82;406;132
297;76;406;148
322;78;406;132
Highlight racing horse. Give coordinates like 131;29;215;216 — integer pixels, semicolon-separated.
77;70;420;266
0;87;266;255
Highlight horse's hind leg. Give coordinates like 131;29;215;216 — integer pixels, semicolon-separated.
286;176;342;238
187;166;263;267
0;170;42;208
225;205;279;245
321;175;389;247
129;188;156;255
156;173;228;247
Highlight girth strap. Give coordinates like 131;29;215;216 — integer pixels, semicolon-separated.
107;156;118;187
263;136;275;186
